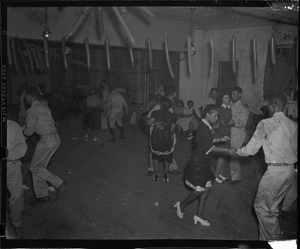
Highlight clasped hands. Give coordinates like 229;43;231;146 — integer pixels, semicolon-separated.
220;136;230;142
228;147;238;157
154;121;164;130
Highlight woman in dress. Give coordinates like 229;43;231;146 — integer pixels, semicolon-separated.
174;104;231;226
82;88;103;141
146;97;177;182
214;92;235;183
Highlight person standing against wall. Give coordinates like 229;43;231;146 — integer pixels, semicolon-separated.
6;119;28;237
188;87;219;139
23;87;69;204
106;85;128;141
229;94;297;240
229;86;249;183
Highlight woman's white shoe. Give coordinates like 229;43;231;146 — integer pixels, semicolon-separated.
215;177;223;183
193;215;210;226
174;202;184;219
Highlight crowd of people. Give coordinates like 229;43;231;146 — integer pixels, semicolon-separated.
144;86;297;241
5;80;298;241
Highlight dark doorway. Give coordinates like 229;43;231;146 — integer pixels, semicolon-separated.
218;61;238;94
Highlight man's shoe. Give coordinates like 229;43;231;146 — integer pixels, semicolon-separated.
30;196;50;205
147;170;153;177
13;225;24;238
55;182;69;201
119;136;126;139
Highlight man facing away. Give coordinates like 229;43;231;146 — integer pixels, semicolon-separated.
23;86;69;204
6;119;27;237
146;92;181;176
229;93;297;240
229;86;249;183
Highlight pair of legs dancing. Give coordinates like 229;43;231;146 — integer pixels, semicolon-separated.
153;158;170;182
84;128;100;141
174;182;212;226
109;123;125;141
214;156;228;183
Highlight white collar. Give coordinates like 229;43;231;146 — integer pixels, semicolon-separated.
202;118;212;130
221;104;231;109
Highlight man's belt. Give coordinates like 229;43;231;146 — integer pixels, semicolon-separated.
267;162;290;166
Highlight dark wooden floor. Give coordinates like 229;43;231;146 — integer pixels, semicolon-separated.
3;108;297;245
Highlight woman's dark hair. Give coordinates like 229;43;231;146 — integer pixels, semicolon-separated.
160;97;172;109
187;100;194;106
25;86;41;100
176;99;184;107
217;91;231;106
203;104;218;117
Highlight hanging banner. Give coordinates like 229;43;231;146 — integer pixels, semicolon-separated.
232;36;236;74
61;37;68;71
164;37;175;79
112;7;135;44
16;37;29;74
66;7;92;40
147;37;153;70
105;37;111;72
97;7;104;36
252;36;258;83
26;47;34;72
187;36;192;76
84;37;91;71
126;37;134;67
43;37;50;71
209;37;214;78
270;35;276;66
296;36;298;74
7;36;12;68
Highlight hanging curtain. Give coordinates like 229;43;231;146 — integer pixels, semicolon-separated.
263;49;295;99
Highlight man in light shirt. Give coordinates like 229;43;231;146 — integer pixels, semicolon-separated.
106;85;128;141
7;119;28;237
23;87;69;204
229;93;298;241
229;86;249;183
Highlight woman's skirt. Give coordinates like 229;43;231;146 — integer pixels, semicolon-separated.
83;107;102;130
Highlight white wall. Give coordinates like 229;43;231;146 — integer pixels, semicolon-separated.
179;25;274;114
